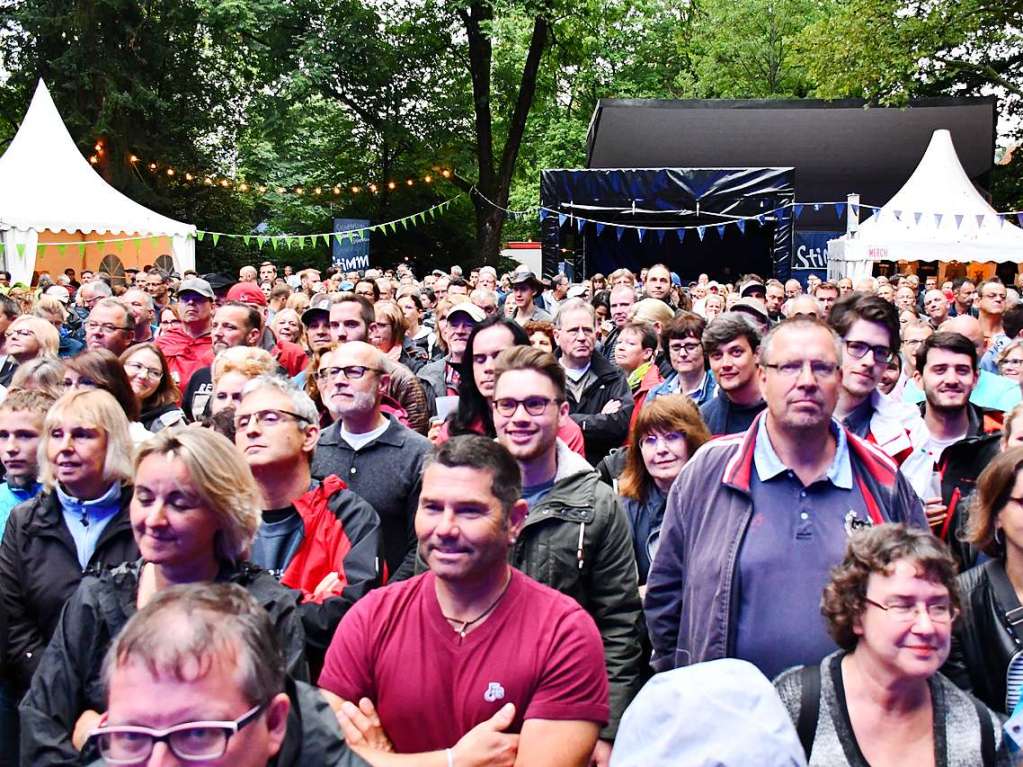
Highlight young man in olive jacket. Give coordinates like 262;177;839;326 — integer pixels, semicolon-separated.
492;345;643;767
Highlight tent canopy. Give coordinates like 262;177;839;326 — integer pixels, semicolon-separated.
0;80;195;282
828;129;1023;278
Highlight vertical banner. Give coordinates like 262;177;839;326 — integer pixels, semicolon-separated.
332;218;371;271
792;230;842;285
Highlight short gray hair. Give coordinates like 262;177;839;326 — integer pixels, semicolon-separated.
241;375;319;425
101;583;285;708
759;317;843;366
86;280;113;298
554;298;595;329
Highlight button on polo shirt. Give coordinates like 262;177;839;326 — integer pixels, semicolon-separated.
733;419;871;680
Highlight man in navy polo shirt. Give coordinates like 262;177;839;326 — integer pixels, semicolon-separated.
646;317;927;679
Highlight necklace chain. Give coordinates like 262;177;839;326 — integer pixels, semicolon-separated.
441;573;513;639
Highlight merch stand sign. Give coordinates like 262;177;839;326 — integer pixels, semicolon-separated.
332;218;371;270
792;230;842;286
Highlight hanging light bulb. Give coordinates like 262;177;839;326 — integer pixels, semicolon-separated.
351;186;361;194
239;183;249;192
424;175;432;183
296;187;304;195
89;155;99;164
406;179;414;186
368;183;378;193
185;173;194;181
205;178;214;186
129;155;139;163
166;168;175;176
441;169;451;178
220;179;230;188
149;163;158;171
314;187;322;195
333;186;341;195
387;181;397;190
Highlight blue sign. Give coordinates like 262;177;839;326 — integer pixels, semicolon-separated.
332;218;371;270
792;230;842;283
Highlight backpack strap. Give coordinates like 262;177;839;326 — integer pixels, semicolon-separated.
972;695;996;766
797;664;821;762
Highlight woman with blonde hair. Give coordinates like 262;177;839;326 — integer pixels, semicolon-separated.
210;345;277;416
285;290;311;313
617;395;709;584
18;427;309;763
0;314;60;386
0;391;138;710
372;300;427;371
271;307;306;349
10;356;66;399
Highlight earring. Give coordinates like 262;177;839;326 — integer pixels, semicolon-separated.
995;528;1005;546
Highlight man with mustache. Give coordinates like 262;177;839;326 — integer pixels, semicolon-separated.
646;318;925;681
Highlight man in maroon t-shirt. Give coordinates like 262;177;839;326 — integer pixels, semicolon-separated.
318;435;608;766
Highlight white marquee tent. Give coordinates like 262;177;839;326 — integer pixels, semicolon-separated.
0;80;195;284
828;129;1023;280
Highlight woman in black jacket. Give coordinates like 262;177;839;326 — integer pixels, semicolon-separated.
0;390;138;696
19;426;308;765
119;342;185;432
943;446;1023;714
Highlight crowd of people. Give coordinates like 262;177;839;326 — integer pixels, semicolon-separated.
1;258;1023;764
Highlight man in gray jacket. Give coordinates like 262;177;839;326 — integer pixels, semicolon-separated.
645;318;927;680
493;345;642;767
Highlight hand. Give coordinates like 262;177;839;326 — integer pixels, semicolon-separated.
590;738;613;767
601;399;622;415
336;698;394;754
923;497;948;530
451;702;519;767
313;571;342;599
73;709;103;751
428;420;444;443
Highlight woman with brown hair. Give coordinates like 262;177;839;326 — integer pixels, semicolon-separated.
942;445;1023;714
119;342;184;432
775;524;1006;765
616;395;709;585
63;349;141;423
371;300;426;372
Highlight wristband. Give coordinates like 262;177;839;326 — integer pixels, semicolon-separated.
446;748;454;767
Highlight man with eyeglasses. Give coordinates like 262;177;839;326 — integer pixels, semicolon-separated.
828;293;927;474
977;278;1009;362
84;298;135;356
555;299;633;464
486;346;638;765
599;284;635;363
157;277;216;391
91;583;353;767
646;317;926;682
313;342;432;582
237;376;380;671
70;279;112;341
699;313;765;436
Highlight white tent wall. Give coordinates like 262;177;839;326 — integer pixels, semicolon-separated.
828;129;1023;279
1;228;38;285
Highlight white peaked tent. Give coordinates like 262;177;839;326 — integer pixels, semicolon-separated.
0;80;195;284
828;129;1023;280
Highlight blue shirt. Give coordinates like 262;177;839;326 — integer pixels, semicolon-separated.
57;482;123;570
0;480;42;536
733;420;871;679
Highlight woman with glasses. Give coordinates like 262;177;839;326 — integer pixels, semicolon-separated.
0;391;138;748
647;312;717;408
156;303;182;337
119;342;185;433
617;396;709;586
997;339;1023;384
942;446;1023;714
774;523;1007;766
210;346;277;418
62;349;150;443
0;315;60;385
18;427;309;764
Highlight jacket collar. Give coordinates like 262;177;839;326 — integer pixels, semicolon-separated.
723;412;898;493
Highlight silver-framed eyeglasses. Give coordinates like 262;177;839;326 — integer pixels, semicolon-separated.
761;360;838;379
89;703;265;764
863;597;956;624
234;409;311;430
124;361;162;380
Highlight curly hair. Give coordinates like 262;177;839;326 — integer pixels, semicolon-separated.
821;523;960;650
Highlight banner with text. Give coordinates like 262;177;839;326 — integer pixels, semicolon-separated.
792;230;842;285
332;218;371;270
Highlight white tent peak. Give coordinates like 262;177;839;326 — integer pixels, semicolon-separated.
0;79;195;238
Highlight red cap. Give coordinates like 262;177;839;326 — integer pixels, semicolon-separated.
226;282;267;306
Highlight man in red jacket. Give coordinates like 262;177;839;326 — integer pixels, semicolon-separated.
156;277;214;390
237;374;381;670
226;282;308;377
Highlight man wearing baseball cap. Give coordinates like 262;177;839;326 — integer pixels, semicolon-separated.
417;300;485;408
226;282;308;377
508;267;552;326
156;277;216;390
302;294;335;356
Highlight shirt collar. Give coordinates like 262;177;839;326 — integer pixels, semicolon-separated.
753;417;853;489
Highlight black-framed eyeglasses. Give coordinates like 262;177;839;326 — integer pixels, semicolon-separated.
492;396;562;417
863;596;956;624
314;365;382;382
85;321;131;334
844;340;893;364
89;703;265;764
234;409;312;430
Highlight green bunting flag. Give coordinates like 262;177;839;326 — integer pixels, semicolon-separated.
196;231;205;242
257;236;267;249
272;238;279;251
57;244;67;257
77;243;86;257
321;233;331;247
0;243;4;256
114;240;125;255
211;233;221;247
15;243;25;259
36;243;46;258
150;236;161;249
243;235;251;247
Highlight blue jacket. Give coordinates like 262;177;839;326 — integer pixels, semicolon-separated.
646;371;717;409
644;413;927;672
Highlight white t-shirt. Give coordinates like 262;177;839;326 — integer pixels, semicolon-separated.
341;419;391;452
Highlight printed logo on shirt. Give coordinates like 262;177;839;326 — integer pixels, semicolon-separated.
844;509;872;537
483;682;505;702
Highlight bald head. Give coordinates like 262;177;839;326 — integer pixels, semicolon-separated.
786;294;821;319
939;315;983;354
